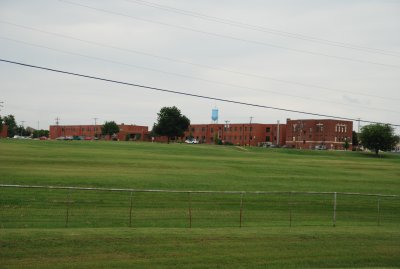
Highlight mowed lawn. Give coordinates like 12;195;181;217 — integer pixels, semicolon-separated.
1;139;399;193
1;227;399;269
0;140;399;268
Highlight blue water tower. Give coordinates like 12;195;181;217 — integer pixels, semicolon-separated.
211;108;218;123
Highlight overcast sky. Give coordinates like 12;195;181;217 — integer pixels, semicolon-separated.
0;0;399;132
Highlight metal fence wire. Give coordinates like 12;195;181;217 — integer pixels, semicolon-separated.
0;184;399;229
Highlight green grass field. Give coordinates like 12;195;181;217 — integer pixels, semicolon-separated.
0;140;399;268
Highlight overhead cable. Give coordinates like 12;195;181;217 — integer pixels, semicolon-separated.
1;58;399;127
58;0;400;69
1;20;398;102
125;0;400;58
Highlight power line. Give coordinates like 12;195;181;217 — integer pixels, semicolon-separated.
2;36;398;115
125;0;400;58
1;58;398;127
58;0;400;69
1;21;398;102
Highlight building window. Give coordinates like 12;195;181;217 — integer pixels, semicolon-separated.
266;136;270;142
266;127;270;132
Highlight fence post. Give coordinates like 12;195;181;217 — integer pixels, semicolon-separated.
377;198;380;226
333;192;337;227
239;193;244;228
65;189;71;228
129;191;133;227
188;192;192;229
289;192;292;227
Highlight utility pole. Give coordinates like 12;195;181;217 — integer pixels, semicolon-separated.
20;121;25;136
225;120;230;143
357;118;361;133
249;116;253;146
93;117;99;137
55;117;60;138
277;120;280;146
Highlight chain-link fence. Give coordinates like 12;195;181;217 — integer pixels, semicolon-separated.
0;184;399;228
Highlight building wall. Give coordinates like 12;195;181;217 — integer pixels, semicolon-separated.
184;123;287;146
285;119;353;150
0;125;8;138
49;124;148;141
117;124;149;141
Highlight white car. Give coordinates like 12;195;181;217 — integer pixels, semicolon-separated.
185;139;199;144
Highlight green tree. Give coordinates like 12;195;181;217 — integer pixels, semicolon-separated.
101;121;120;139
33;129;50;138
3;115;17;138
343;138;350;150
15;125;31;137
0;115;3;132
352;131;359;148
359;124;399;156
213;132;222;145
152;106;190;143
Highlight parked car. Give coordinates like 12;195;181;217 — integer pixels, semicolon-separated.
185;139;199;144
39;136;48;140
315;145;327;150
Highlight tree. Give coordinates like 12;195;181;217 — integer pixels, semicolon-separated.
101;121;120;139
359;124;399;156
3;115;17;138
352;131;359;148
33;129;50;138
343;138;350;151
0;115;3;132
152;106;190;143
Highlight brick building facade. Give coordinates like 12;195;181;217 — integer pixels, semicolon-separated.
47;118;355;150
49;124;149;141
0;125;8;138
184;123;286;146
285;119;353;150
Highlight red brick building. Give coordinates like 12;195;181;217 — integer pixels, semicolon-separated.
184;123;286;146
285;119;353;150
0;125;8;138
49;124;149;141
